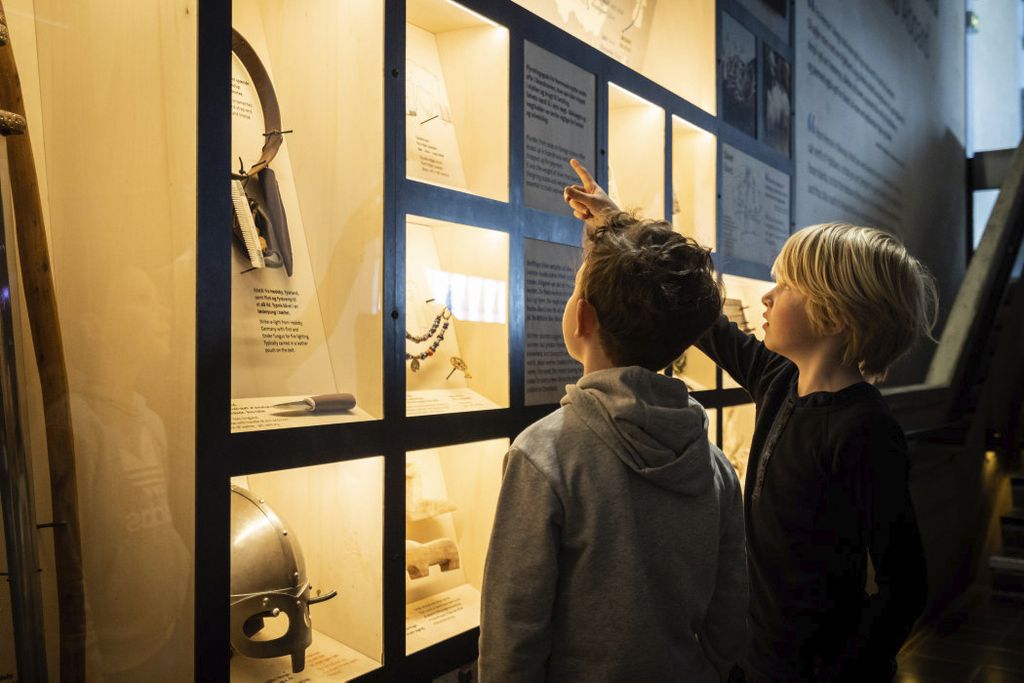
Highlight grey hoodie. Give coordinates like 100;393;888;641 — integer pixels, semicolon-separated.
479;366;747;682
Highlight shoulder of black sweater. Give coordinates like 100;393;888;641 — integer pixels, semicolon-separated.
818;385;908;476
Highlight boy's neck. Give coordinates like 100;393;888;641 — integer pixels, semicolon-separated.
581;350;615;376
793;353;866;397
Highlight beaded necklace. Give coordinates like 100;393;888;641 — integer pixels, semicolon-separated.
406;306;452;372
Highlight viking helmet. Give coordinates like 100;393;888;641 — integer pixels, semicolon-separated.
229;485;312;673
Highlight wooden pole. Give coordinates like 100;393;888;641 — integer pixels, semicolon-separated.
0;3;85;680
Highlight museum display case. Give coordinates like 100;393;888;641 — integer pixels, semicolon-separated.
406;0;509;201
404;439;506;653
673;347;719;393
511;0;716;113
608;83;665;219
0;1;796;680
230;0;385;433
229;458;384;680
405;217;510;416
672;115;717;250
721;274;774;389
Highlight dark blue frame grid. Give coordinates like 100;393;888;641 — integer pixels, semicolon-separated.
716;0;796;280
196;0;761;679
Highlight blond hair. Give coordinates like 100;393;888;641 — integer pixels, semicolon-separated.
772;223;938;382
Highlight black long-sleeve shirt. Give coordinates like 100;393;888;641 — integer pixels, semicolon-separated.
697;315;927;682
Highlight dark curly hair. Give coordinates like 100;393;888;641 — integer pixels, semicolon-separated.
581;212;722;371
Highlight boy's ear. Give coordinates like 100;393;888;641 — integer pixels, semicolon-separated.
820;315;847;337
576;299;600;338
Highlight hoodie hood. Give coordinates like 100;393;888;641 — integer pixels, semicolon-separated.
561;366;715;496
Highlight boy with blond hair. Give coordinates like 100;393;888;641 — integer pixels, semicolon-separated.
479;212;748;681
566;160;934;681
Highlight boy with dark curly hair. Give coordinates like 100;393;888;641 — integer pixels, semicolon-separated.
479;210;748;681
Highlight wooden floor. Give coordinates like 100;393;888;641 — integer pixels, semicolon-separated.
896;586;1024;682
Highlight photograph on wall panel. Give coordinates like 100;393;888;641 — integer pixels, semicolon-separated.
229;457;384;681
763;44;792;157
229;0;384;433
405;0;510;201
719;12;757;138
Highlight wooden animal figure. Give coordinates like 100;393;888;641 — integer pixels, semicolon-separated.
405;538;460;579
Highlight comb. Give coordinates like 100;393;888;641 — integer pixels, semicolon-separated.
232;179;265;269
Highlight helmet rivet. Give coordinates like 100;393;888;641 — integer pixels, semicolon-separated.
282;530;288;536
271;608;280;617
261;597;269;607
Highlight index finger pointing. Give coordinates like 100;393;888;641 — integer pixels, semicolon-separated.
569;158;596;192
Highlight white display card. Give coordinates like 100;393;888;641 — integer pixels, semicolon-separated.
405;24;468;190
405;584;482;654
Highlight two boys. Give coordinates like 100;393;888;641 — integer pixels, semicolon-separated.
479;159;932;681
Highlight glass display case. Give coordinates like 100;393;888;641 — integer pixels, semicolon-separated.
511;0;716;113
721;274;774;389
405;217;510;416
406;0;509;201
229;0;385;432
405;439;507;653
0;1;796;680
608;83;665;219
229;458;384;680
673;347;718;393
672;115;717;250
